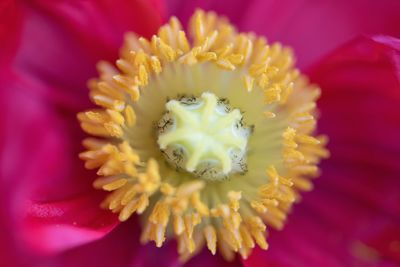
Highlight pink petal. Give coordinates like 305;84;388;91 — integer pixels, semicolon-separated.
0;71;119;254
0;0;22;67
23;193;118;254
167;0;400;68
310;35;400;167
243;36;400;266
38;217;244;267
184;250;243;267
35;219;177;267
13;0;165;104
2;0;166;256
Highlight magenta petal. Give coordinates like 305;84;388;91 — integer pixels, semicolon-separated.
23;193;118;254
47;216;243;267
24;0;165;60
0;0;22;68
243;35;400;267
13;0;165;101
0;71;119;255
2;0;166;258
35;218;177;267
310;35;400;159
244;201;399;267
47;219;244;267
309;35;400;263
168;0;400;68
184;250;243;267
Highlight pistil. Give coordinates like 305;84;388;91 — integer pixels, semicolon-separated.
157;92;251;180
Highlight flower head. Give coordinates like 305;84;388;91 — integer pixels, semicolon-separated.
1;0;400;266
78;9;328;260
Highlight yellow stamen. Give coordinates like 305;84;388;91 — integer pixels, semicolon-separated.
78;9;328;262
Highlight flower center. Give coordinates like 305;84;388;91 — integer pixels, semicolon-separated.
157;92;251;181
78;9;329;262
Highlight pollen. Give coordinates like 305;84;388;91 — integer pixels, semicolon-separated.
78;9;329;261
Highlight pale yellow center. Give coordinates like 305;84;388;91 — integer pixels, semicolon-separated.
157;92;251;180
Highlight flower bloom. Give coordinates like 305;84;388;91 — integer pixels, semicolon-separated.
77;9;328;260
1;1;400;267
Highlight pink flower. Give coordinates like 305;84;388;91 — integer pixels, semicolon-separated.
1;0;399;266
